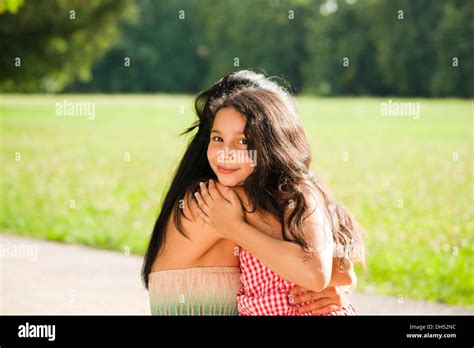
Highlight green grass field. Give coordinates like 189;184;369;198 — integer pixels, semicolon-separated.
1;94;472;307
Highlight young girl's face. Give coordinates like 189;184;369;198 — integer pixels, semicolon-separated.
207;107;255;187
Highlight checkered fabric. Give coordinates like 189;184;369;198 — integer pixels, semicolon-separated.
236;247;357;316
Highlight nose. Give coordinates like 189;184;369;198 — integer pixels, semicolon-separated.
222;146;236;164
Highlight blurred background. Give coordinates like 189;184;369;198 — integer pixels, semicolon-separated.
0;0;473;96
0;0;472;314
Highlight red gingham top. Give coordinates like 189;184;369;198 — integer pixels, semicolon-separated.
236;247;357;316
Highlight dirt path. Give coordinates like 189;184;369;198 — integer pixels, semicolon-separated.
1;233;472;315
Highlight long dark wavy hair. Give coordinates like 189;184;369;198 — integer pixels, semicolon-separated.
142;70;365;289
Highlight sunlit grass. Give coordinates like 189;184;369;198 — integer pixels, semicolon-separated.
1;94;472;306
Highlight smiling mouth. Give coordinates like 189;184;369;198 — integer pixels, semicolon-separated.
217;166;239;174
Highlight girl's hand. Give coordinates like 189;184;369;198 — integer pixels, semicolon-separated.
288;284;353;315
288;261;357;314
194;179;246;238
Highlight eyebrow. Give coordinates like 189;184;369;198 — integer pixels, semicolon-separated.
210;129;245;135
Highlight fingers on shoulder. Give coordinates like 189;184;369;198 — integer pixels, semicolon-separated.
182;189;207;226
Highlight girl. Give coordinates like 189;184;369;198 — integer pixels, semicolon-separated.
193;77;365;316
142;70;360;315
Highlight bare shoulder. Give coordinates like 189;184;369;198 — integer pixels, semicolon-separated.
177;186;223;241
301;181;328;222
151;188;228;271
280;181;325;217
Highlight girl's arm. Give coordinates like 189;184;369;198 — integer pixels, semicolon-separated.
195;180;333;292
231;221;332;292
289;259;357;314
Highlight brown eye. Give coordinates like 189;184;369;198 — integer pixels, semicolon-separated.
212;136;223;142
239;139;248;145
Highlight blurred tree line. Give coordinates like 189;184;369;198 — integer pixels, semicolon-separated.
0;0;472;96
0;0;135;92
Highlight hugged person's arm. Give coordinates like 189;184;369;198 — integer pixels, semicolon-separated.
194;179;333;293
